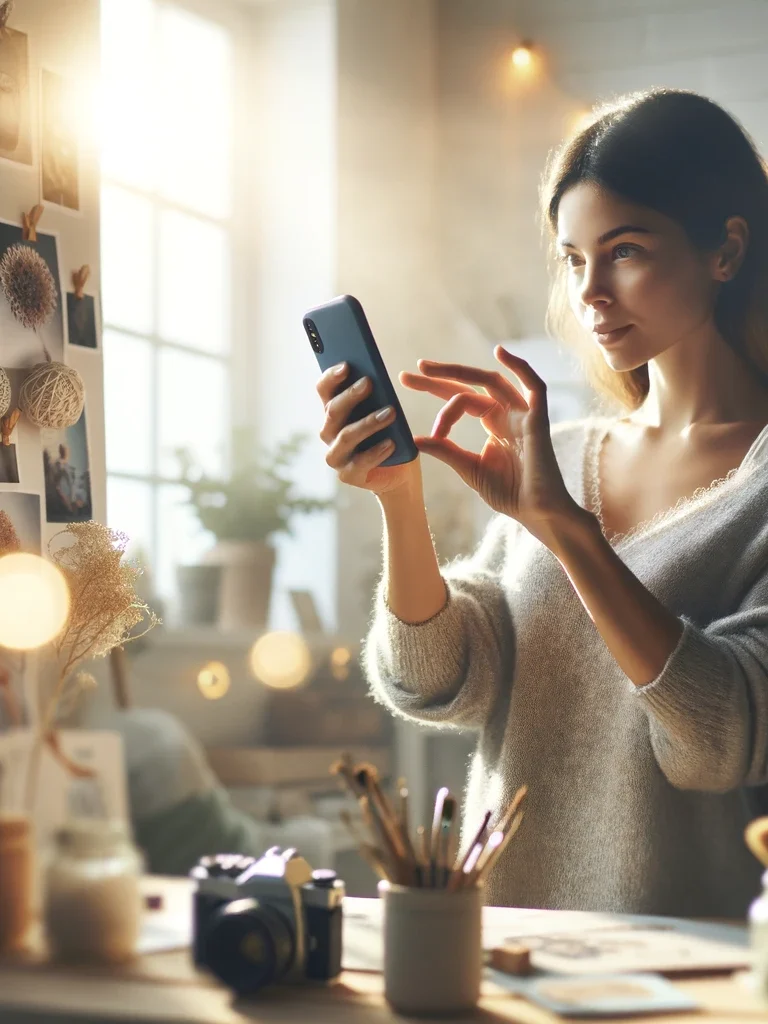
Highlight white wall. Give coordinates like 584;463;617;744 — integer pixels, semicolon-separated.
437;0;768;355
246;0;339;635
0;0;103;719
0;0;104;534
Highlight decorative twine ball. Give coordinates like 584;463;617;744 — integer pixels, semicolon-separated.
20;361;84;428
0;367;10;419
0;242;57;330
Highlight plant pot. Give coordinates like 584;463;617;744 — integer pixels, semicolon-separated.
176;564;221;626
205;541;276;632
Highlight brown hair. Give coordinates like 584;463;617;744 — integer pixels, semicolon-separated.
540;88;768;413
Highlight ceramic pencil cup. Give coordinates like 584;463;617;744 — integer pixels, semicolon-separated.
379;880;483;1016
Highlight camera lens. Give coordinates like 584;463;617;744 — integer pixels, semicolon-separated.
203;898;295;995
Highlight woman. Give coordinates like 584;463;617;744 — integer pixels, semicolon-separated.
315;88;768;916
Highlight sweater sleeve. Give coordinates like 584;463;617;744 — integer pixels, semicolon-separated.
360;512;516;732
632;567;768;793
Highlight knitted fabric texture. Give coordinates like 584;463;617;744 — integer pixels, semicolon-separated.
361;416;768;918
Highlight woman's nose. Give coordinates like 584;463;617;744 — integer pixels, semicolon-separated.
579;264;612;309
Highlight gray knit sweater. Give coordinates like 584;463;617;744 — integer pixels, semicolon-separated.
361;416;768;916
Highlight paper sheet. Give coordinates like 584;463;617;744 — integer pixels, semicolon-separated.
341;897;752;976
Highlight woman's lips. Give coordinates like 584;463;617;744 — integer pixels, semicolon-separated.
593;324;633;345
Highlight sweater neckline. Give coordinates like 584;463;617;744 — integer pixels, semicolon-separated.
581;417;768;549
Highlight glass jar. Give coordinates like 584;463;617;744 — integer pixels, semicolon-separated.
0;813;33;953
749;868;768;1003
44;818;144;964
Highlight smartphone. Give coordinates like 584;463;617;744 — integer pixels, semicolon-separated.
302;294;418;467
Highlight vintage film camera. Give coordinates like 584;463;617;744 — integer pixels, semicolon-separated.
191;846;345;995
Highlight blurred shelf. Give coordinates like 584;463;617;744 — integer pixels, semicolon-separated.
206;744;391;787
141;626;361;655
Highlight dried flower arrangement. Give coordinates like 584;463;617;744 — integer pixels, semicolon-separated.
24;521;160;809
0;243;57;332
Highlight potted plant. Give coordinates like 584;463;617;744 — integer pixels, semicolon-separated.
176;429;334;632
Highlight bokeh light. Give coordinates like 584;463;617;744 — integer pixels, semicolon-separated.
330;645;352;682
510;43;533;69
197;660;231;700
567;108;595;136
0;553;70;650
249;631;311;690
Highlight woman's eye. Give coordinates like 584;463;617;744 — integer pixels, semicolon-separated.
558;252;583;268
613;244;639;259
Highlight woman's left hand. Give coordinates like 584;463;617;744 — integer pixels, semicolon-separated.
399;346;581;540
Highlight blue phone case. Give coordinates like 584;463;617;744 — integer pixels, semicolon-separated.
302;294;418;467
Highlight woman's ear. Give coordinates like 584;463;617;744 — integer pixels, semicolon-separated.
713;215;749;282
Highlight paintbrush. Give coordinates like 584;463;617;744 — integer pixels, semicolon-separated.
429;787;450;887
494;784;528;834
359;842;392;882
446;810;492;892
355;766;410;871
438;796;457;887
471;810;525;889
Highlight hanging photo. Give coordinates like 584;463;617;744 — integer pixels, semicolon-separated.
0;442;19;483
0;491;41;554
41;69;79;212
0;28;32;166
0;221;64;368
41;406;92;523
66;291;98;349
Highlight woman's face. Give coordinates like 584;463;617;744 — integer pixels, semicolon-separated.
556;182;720;367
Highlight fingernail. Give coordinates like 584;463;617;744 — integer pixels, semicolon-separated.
353;377;367;390
333;363;346;375
375;406;393;420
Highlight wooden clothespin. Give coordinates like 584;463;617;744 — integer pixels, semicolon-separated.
72;264;90;299
1;407;20;446
21;203;44;242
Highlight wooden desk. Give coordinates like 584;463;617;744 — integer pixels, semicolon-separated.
0;877;764;1023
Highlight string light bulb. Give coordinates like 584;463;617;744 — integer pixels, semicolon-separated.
510;41;534;70
0;553;70;650
197;661;231;700
249;631;311;690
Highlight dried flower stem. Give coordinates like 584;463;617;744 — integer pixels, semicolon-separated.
24;522;159;814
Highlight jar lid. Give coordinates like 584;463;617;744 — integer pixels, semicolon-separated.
0;813;30;840
56;818;131;858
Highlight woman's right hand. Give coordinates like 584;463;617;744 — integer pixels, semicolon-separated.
316;362;421;496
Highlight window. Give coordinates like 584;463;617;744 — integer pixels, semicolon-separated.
100;0;233;606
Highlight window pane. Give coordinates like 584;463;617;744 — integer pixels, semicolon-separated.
101;185;154;334
158;210;229;354
100;0;156;189
156;483;214;601
157;349;229;479
107;476;154;563
156;8;232;219
103;330;154;476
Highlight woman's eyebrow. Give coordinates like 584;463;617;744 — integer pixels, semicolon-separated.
558;225;653;249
